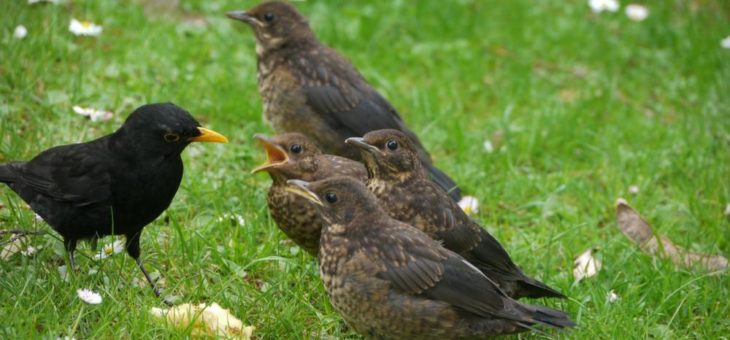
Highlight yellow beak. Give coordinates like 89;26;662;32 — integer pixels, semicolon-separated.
285;179;323;206
190;127;229;143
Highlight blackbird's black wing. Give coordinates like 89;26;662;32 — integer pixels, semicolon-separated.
374;222;524;321
7;142;112;207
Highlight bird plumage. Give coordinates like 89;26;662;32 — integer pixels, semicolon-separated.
288;177;574;338
227;1;462;200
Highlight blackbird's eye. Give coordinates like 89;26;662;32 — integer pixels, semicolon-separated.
263;12;275;22
324;192;338;203
386;139;398;151
290;144;303;154
164;133;181;143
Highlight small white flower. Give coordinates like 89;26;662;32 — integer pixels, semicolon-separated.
29;0;60;4
458;196;479;215
724;203;730;216
625;4;649;21
589;0;619;13
721;36;730;49
607;290;620;303
13;25;28;39
573;248;602;281
628;185;639;195
21;245;37;256
217;213;245;226
483;140;494;153
77;288;102;304
94;239;125;260
72;105;114;122
57;265;69;282
69;18;102;37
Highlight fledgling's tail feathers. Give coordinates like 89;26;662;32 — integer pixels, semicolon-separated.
520;303;576;329
517;276;567;299
0;164;17;184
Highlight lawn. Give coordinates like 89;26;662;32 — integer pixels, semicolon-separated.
1;0;728;338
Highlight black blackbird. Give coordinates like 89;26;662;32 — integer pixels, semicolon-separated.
286;177;574;338
226;1;462;201
251;132;366;255
0;103;228;297
346;129;565;299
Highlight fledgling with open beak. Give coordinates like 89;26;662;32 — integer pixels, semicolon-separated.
286;177;574;338
346;129;566;300
226;1;462;201
0;103;228;301
251;132;366;255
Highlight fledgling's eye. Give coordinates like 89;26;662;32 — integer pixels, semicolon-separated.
263;12;275;22
164;133;181;143
386;139;398;151
324;192;338;203
290;144;303;154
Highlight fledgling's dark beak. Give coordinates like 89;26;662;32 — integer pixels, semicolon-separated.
285;179;323;206
252;134;289;174
190;127;229;143
226;10;258;26
345;137;379;154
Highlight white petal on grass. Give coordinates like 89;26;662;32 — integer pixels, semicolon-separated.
628;185;639;195
94;239;125;260
72;105;114;122
724;203;730;216
573;248;602;281
722;36;730;49
608;290;620;303
589;0;619;13
13;25;28;39
458;196;479;215
483;140;494;153
69;18;103;37
21;245;37;256
77;288;103;304
151;302;254;339
625;4;649;21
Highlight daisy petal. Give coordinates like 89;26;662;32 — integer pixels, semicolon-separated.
77;288;103;304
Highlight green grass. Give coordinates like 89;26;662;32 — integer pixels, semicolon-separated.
1;0;729;338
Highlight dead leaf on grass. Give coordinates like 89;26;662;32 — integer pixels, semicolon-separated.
615;198;727;272
150;302;254;339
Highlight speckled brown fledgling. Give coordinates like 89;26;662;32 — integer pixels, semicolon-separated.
252;133;366;255
286;177;574;339
346;129;565;300
226;1;461;201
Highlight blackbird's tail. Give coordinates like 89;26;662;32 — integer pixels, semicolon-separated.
423;162;461;202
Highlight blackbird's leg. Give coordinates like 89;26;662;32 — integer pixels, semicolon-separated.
63;238;78;270
125;232;163;298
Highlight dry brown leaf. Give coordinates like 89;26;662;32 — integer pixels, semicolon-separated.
615;198;728;271
151;302;254;339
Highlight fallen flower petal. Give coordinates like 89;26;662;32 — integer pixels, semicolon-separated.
72;105;114;122
77;288;103;304
625;4;649;21
69;18;103;37
13;25;28;39
589;0;619;13
615;198;728;271
573;248;602;281
151;302;254;339
607;290;620;303
722;36;730;49
724;203;730;216
483;140;494;153
458;196;479;215
628;185;639;195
